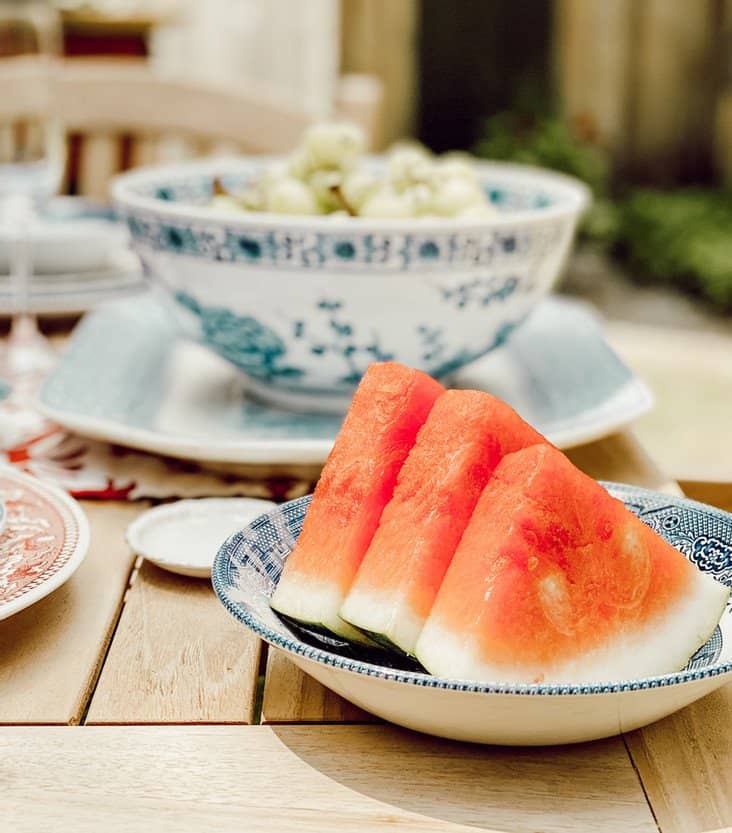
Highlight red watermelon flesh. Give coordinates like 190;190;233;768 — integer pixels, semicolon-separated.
339;389;546;654
417;444;729;683
270;362;444;642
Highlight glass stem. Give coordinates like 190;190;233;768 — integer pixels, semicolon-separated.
8;194;34;334
2;193;53;384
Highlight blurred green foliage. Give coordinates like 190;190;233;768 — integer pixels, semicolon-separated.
474;112;610;195
619;190;732;309
473;112;732;310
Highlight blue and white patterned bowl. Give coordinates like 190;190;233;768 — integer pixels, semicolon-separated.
213;485;732;745
112;157;589;411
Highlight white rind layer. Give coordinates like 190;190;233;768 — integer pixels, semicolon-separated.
340;587;425;654
416;569;730;684
270;573;373;644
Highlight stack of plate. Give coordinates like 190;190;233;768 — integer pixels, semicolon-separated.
0;197;147;316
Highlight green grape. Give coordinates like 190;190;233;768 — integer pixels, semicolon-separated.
388;147;434;192
265;177;319;215
360;186;416;218
429;177;486;216
341;169;378;211
307;169;343;213
206;123;502;220
259;161;289;188
239;187;265;211
410;183;434;216
303;122;365;169
209;194;248;214
288;150;314;181
433;158;475;184
457;201;498;219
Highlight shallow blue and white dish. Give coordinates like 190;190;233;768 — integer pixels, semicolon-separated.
0;499;5;538
213;485;732;746
112;157;590;411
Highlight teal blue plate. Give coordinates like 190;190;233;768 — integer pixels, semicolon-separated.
38;294;652;468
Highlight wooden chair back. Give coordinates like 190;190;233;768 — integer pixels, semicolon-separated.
0;57;383;200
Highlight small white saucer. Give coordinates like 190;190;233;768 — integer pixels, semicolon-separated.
126;497;276;578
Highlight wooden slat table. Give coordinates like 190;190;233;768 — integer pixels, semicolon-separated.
1;404;731;830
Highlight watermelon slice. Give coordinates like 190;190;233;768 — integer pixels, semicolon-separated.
417;444;730;684
270;362;444;642
339;389;546;654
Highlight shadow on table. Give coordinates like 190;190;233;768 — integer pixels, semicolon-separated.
270;723;653;833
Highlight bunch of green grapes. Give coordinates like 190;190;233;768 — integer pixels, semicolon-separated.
210;123;496;219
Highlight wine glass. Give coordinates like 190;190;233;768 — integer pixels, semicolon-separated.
0;0;64;388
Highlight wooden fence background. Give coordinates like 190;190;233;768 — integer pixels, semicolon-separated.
555;0;732;184
39;0;732;193
346;0;731;183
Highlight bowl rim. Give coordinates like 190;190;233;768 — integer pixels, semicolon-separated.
212;483;732;697
111;156;592;233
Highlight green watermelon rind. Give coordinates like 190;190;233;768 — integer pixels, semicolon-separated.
348;624;415;658
269;579;377;646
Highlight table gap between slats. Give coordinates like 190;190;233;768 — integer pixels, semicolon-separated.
76;554;145;726
85;556;262;724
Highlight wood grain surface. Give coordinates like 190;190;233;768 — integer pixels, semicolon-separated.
0;724;658;833
0;501;141;725
606;321;732;484
262;647;376;724
625;684;732;833
86;560;261;724
679;481;732;514
565;430;680;494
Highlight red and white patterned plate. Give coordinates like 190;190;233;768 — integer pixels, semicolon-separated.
0;466;90;621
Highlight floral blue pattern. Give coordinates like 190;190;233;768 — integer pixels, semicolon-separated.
123;212;567;272
619;497;732;586
301;299;394;385
175;291;303;381
212;484;732;696
175;285;527;390
439;275;519;309
418;319;522;377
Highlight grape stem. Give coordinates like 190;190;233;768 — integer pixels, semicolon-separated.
212;177;229;196
329;184;356;216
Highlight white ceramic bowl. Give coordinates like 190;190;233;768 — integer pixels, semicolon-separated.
112;157;590;411
212;486;732;746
